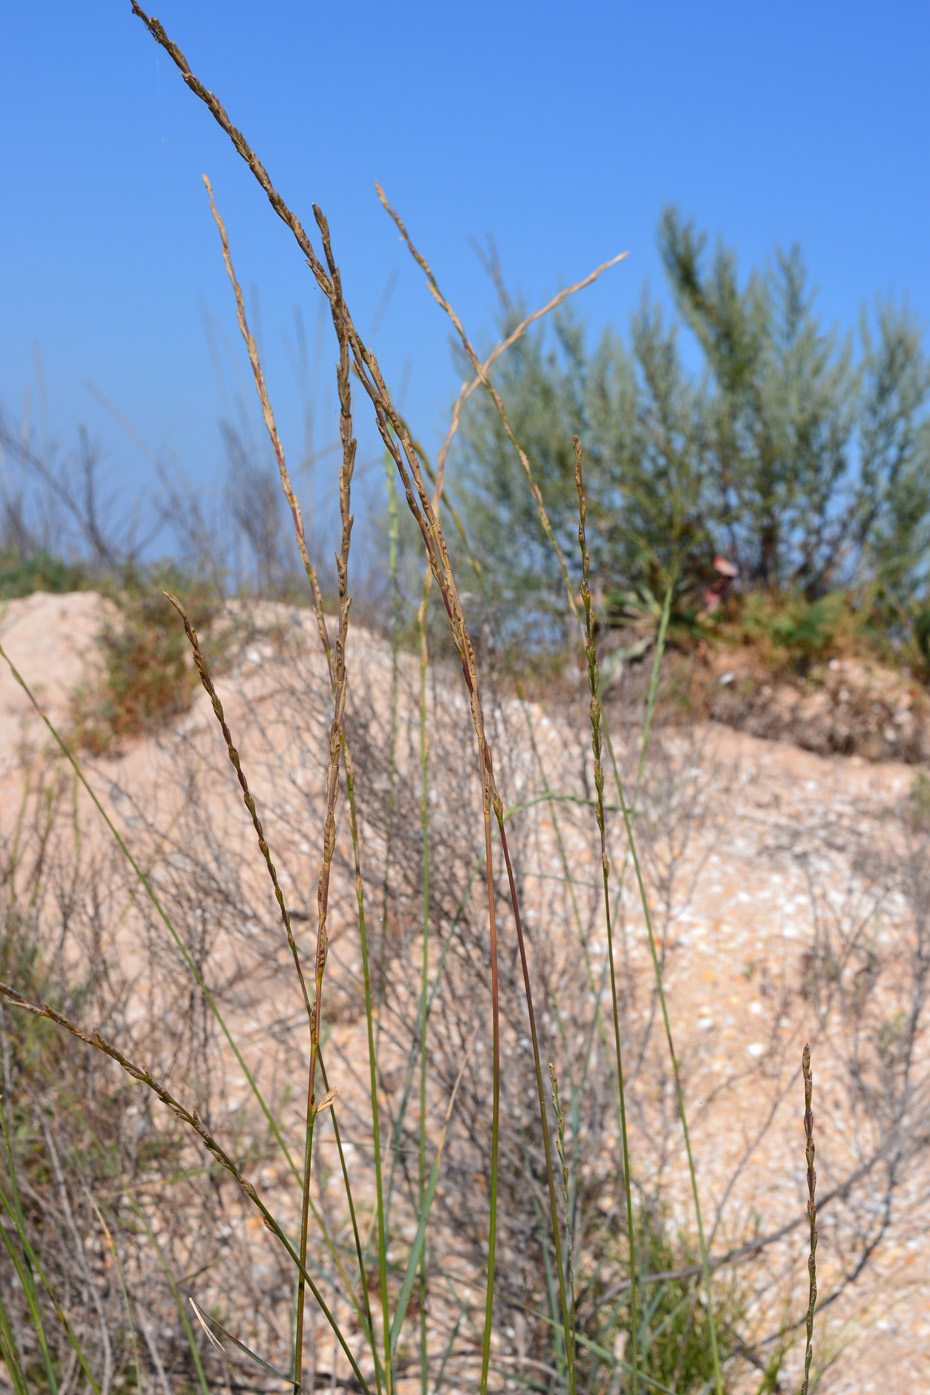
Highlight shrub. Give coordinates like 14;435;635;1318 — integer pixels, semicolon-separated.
0;549;89;600
454;211;930;654
70;566;224;754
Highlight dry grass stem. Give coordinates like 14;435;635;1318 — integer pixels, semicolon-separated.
801;1043;818;1395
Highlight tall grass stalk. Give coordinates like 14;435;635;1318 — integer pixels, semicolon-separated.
574;438;640;1390
417;562;432;1395
292;200;355;1393
203;177;389;1391
801;1044;818;1395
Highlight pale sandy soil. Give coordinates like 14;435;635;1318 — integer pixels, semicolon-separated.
1;590;928;1395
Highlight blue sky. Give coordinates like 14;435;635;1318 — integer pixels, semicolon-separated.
2;2;928;561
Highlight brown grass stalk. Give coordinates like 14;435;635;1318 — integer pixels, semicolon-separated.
293;196;359;1394
129;18;509;1381
202;175;335;685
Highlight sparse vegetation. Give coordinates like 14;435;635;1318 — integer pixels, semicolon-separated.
0;550;89;601
2;9;929;1395
69;566;226;754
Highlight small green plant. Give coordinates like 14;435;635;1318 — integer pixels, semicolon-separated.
909;770;930;831
577;1204;744;1394
0;549;89;600
70;565;224;754
1;871;153;1388
712;587;888;676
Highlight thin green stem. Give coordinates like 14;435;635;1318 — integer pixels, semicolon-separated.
478;805;501;1395
801;1044;818;1395
342;743;390;1395
88;1196;144;1394
416;577;431;1395
615;762;724;1395
377;453;402;1048
494;805;576;1394
574;438;639;1392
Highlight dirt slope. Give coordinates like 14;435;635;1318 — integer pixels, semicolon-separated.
1;590;928;1395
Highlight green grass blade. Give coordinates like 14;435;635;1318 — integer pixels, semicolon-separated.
0;1288;31;1395
389;1045;470;1360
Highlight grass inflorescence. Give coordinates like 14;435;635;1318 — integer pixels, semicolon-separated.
0;9;842;1395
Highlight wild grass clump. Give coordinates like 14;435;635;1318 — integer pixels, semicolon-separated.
16;9;927;1394
0;764;308;1391
576;1204;745;1395
0;802;180;1389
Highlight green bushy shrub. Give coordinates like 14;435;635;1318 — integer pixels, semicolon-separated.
71;566;225;754
0;549;89;600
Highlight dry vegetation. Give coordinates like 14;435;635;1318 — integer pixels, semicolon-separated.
2;9;930;1395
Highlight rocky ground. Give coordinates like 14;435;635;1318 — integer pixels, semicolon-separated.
695;642;930;764
1;588;928;1394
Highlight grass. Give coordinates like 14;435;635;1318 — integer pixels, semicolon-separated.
575;1202;746;1395
0;8;839;1393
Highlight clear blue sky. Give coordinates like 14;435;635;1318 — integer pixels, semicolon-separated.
2;2;928;558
